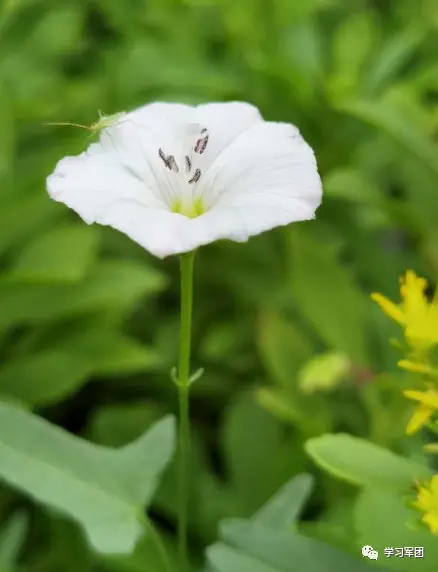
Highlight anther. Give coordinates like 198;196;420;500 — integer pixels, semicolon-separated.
158;148;179;172
188;169;201;184
168;156;179;173
185;156;192;172
194;132;209;154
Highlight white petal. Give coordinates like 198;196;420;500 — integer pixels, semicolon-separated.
198;121;322;224
47;144;166;225
97;201;200;258
192;101;262;167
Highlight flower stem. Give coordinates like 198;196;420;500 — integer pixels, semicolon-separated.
177;250;195;569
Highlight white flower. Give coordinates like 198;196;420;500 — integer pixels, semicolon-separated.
47;102;322;258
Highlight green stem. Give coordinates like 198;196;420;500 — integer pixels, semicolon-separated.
177;250;195;569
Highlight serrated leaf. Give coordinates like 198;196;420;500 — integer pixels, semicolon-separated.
0;402;175;554
9;223;99;283
305;433;431;489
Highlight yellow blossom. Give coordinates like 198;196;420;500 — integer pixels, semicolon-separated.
413;475;438;535
371;270;438;352
403;389;438;434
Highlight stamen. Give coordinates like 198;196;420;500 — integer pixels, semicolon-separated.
188;169;201;184
158;148;171;169
158;148;179;172
185;156;192;172
168;156;179;173
194;132;209;154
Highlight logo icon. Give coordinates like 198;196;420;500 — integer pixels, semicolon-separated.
362;545;379;560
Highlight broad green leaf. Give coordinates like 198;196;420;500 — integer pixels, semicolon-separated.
0;350;90;406
0;402;175;554
208;544;278;572
286;227;369;365
0;260;166;331
305;433;432;489
208;519;383;572
88;402;165;447
355;488;438;571
0;512;27;568
253;474;314;529
9;224;99;283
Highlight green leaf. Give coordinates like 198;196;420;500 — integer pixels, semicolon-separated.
305;433;432;489
0;512;27;568
9;224;99;283
257;312;314;388
253;474;314;530
88;402;165;447
286;227;369;365
52;326;160;376
0;260;166;331
0;402;175;554
208;520;383;572
0;195;61;256
355;488;438;571
339;99;438;182
0;349;90;406
364;27;425;95
221;393;307;516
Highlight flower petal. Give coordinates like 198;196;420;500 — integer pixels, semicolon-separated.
406;404;432;434
193;101;262;166
404;389;438;410
96;201;202;258
192;121;321;244
370;293;405;325
47;146;168;225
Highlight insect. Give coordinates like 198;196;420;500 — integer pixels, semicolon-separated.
45;110;127;141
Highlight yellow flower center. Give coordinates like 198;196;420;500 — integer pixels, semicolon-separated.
171;197;205;218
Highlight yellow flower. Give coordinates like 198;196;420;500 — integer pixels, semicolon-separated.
413;475;438;535
371;270;438;352
403;389;438;434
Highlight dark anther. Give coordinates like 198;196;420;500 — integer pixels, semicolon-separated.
188;169;201;184
185;156;192;172
194;134;209;154
158;148;179;172
168;156;179;173
201;128;207;134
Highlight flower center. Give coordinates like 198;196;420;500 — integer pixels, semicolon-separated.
158;126;209;218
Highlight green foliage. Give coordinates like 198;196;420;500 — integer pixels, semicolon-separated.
0;402;175;554
306;433;432;489
0;0;437;569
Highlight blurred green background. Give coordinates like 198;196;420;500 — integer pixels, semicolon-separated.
0;0;438;570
